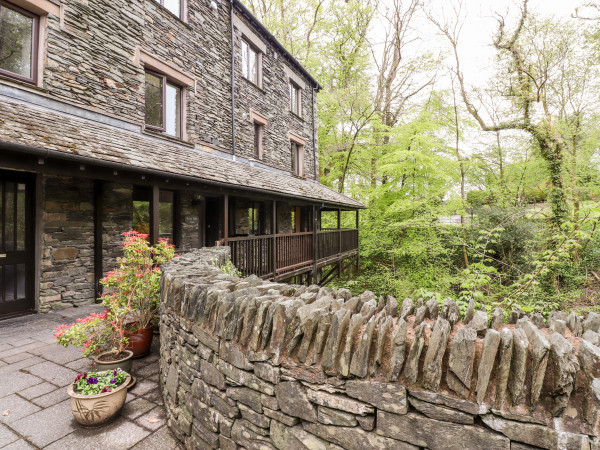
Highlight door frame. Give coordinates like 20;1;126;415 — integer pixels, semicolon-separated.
0;169;37;319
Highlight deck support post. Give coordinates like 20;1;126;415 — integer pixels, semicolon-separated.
337;208;342;278
93;180;103;298
355;209;359;274
150;185;159;245
272;200;277;279
312;205;318;284
223;194;229;244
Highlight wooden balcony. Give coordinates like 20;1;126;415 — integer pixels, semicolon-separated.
226;228;359;282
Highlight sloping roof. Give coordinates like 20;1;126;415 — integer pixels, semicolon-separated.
0;97;363;209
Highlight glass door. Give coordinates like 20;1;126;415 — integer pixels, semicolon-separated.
0;172;34;317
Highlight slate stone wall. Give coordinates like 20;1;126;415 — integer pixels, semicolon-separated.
41;176;95;312
159;248;600;450
33;0;317;179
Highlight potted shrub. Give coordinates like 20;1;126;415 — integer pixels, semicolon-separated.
101;231;174;357
67;368;131;427
54;305;134;374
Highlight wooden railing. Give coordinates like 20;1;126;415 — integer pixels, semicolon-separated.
226;228;358;279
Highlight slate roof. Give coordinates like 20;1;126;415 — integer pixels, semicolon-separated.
0;97;363;208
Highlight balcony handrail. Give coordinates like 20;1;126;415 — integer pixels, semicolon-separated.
226;231;314;242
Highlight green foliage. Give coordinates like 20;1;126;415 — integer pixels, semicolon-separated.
218;260;242;278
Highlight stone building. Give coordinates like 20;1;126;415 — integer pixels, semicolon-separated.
0;0;362;318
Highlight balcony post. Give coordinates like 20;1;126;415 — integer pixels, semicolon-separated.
337;208;342;277
312;205;318;284
272;200;277;278
150;185;159;245
223;194;229;244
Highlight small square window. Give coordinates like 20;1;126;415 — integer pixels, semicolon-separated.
289;82;301;116
0;1;38;84
145;70;183;138
253;122;264;159
241;39;261;86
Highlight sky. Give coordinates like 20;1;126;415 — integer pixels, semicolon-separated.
454;0;583;83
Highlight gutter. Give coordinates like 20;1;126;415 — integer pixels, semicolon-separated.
312;87;318;180
230;0;237;157
0;141;364;209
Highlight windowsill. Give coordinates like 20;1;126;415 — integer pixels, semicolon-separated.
0;73;45;93
241;76;265;93
145;0;191;29
290;111;304;122
291;173;306;179
142;127;194;147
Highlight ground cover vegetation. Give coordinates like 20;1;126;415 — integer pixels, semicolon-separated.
243;0;600;316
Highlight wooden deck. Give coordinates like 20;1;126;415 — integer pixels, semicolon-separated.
225;228;358;283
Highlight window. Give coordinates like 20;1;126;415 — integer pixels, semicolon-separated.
291;142;304;177
241;39;260;86
132;187;151;236
152;0;182;18
253;122;263;159
159;190;175;244
289;81;301;116
0;1;38;84
145;70;182;138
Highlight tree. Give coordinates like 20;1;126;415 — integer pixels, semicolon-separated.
430;0;580;227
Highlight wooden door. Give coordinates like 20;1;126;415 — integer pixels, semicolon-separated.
0;172;34;317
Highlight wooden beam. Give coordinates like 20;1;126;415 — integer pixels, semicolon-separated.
173;190;182;248
93;180;103;298
312;205;318;284
224;194;229;243
150;185;159;244
272;200;277;278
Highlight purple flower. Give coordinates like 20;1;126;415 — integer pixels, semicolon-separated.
110;378;116;384
87;377;98;385
113;369;117;377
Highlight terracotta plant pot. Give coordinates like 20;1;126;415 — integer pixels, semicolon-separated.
92;350;133;374
125;326;154;358
67;372;131;427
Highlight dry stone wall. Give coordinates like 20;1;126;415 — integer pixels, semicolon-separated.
160;248;600;449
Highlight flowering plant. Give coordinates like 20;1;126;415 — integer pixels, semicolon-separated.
72;368;128;395
54;231;175;357
101;231;175;331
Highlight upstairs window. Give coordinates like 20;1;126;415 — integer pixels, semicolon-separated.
0;1;38;84
291;142;304;177
145;70;182;138
241;39;261;87
253;122;264;159
289;81;301;116
152;0;182;18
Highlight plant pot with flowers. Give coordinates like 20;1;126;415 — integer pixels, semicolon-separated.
54;303;134;374
54;231;174;374
101;232;174;358
67;368;131;427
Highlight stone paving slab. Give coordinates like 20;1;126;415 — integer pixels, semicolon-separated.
0;305;176;449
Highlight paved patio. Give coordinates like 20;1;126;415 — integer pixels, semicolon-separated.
0;305;182;449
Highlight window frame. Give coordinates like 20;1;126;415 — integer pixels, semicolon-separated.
241;38;262;88
289;81;302;116
253;121;264;160
291;142;304;177
152;0;183;19
0;0;39;85
144;69;183;138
